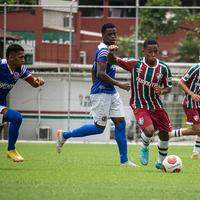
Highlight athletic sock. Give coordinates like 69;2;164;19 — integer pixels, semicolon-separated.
193;135;200;153
140;132;152;148
114;120;128;163
63;124;104;139
170;129;183;137
157;139;169;164
5;109;22;151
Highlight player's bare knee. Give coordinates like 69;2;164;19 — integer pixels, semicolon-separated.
144;128;155;137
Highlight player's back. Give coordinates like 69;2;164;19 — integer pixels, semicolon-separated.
90;42;116;95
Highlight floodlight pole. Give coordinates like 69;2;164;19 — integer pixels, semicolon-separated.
135;0;139;58
3;2;7;58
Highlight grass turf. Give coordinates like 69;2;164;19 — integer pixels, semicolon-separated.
0;143;199;200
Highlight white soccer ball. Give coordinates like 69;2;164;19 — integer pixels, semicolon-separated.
162;155;182;173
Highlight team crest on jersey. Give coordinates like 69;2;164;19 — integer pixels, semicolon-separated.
13;72;20;80
138;117;144;125
102;116;107;122
156;73;163;81
193;115;199;121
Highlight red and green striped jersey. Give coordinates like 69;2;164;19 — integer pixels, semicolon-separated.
181;63;200;109
117;57;172;109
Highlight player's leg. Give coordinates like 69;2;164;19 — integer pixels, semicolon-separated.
55;93;108;153
1;107;24;162
134;108;155;165
152;109;172;170
156;131;169;170
110;93;136;167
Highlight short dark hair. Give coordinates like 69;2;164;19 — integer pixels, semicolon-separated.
6;44;24;59
143;39;158;48
101;23;116;34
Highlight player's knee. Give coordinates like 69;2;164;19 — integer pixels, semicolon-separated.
144;128;155;137
115;120;126;131
95;124;105;134
13;111;23;124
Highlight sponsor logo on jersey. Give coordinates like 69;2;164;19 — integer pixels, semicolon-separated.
13;72;20;80
0;82;14;89
136;77;158;88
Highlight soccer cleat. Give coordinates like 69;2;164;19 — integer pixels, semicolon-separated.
7;150;24;162
140;146;149;165
55;129;66;153
191;153;200;159
155;161;163;170
121;160;137;168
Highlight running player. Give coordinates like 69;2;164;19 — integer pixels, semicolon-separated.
169;60;200;159
0;44;44;162
108;39;172;169
55;23;136;167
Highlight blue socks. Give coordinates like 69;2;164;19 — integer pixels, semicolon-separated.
63;124;104;139
63;121;128;164
114;120;128;163
5;109;22;151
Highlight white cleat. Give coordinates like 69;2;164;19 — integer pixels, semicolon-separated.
55;130;66;153
121;160;137;168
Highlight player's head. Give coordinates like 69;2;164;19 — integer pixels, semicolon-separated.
6;44;25;68
142;39;159;63
101;23;117;45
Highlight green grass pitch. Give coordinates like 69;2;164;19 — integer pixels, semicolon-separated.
0;143;199;200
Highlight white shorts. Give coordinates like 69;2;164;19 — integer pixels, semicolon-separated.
90;92;125;126
0;106;6;125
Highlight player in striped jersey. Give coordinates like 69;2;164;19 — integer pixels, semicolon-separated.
169;62;200;159
55;23;136;168
108;39;172;170
0;44;44;162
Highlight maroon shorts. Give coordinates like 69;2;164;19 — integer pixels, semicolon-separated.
183;105;200;125
133;108;172;132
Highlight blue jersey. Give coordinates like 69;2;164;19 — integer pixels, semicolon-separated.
90;42;116;95
0;59;31;106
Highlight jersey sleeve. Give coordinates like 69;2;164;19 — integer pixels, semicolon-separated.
181;64;199;82
96;48;108;64
20;65;31;79
116;58;137;72
162;65;172;88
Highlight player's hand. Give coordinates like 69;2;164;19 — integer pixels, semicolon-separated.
108;45;119;53
117;82;130;91
35;77;45;86
154;85;162;95
191;93;200;102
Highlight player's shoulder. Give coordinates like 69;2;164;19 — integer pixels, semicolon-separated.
158;59;171;71
190;63;200;70
97;42;108;51
0;58;7;65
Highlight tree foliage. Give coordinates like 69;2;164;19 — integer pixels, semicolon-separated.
139;0;190;40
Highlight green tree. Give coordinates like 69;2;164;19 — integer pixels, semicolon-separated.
139;0;190;39
177;14;200;62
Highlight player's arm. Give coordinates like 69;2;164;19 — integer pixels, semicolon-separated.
179;79;200;102
108;45;136;72
25;75;45;88
154;65;172;95
97;62;130;91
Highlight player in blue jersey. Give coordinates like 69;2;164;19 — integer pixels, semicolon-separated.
55;23;136;167
0;44;44;162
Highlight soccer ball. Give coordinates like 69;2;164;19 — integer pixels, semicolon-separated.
162;155;182;173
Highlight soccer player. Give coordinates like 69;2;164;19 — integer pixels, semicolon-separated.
108;39;172;169
55;23;136;168
0;44;44;162
169;61;200;159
